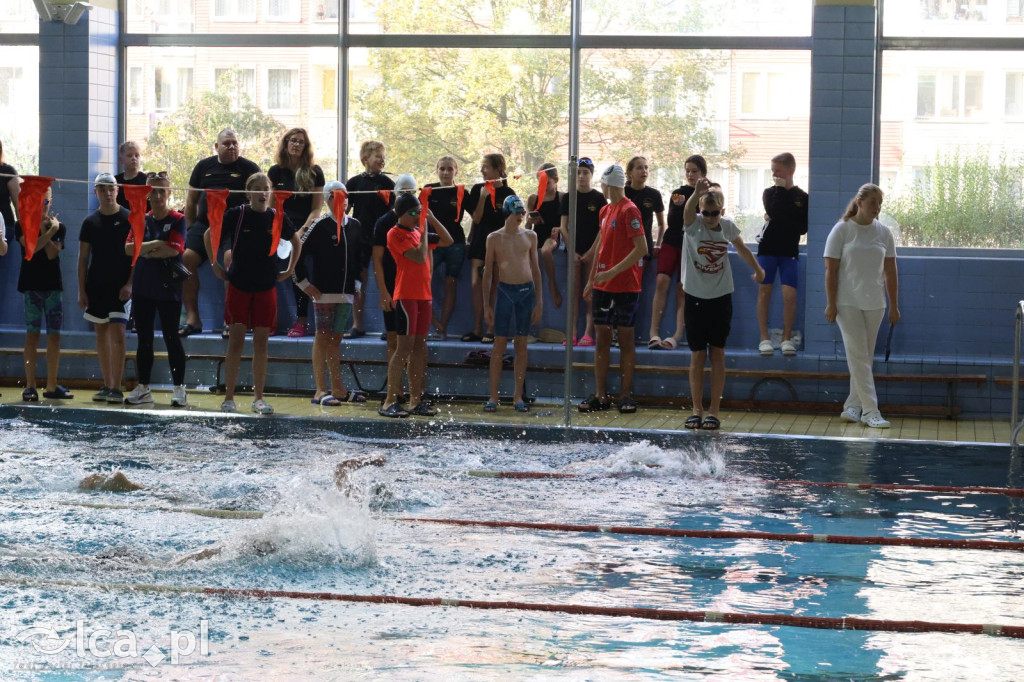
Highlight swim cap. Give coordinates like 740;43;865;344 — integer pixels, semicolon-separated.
394;173;417;193
323;180;346;217
94;172;116;186
395;192;421;218
600;164;625;188
502;195;526;218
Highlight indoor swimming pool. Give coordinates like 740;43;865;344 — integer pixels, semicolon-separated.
1;406;1022;679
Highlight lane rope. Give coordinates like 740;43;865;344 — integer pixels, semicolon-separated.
4;576;1022;639
50;502;1023;551
398;517;1024;552
465;470;1024;497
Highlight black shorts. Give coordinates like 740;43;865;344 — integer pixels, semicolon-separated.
592;290;640;328
684;293;732;351
382;305;399;334
184;221;209;263
467;224;496;262
83;283;130;325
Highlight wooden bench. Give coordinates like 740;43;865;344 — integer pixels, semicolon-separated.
573;363;987;419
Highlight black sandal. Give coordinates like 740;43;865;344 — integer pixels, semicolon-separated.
22;387;38;402
684;414;702;429
337;390;367;403
617;396;637;414
480;333;495;344
461;332;482;342
701;415;721;430
578;395;612;413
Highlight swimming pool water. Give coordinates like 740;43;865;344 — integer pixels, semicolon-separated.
1;406;1022;680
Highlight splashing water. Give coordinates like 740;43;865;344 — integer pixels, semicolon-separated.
566;439;728;478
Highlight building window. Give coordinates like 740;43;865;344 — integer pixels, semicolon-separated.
267;0;299;21
740;72;788;116
737;168;771;213
315;0;339;20
267;69;297;110
154;67;193;110
214;0;256;20
128;66;143;112
0;67;23;108
317;68;337;112
215;68;257;106
1006;72;1024;117
916;69;984;119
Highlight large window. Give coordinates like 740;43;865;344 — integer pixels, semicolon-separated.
581;0;811;36
348;0;569;35
883;0;1024;38
0;47;39;175
0;0;41;33
125;47;339;203
880;51;1024;247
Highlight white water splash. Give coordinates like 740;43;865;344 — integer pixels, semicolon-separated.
567;440;728;478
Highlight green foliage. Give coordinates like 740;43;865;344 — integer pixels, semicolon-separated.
0;123;39;175
355;0;739;195
144;72;284;205
885;148;1024;248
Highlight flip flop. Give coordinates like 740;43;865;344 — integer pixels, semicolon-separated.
22;387;38;402
660;337;678;350
647;336;662;350
178;323;203;337
42;385;74;400
483;401;498;412
481;333;495;344
577;334;595;347
408;402;438;417
617;396;637;414
701;415;721;430
514;401;530;413
343;328;366;339
684;414;702;429
312;394;343;406
461;332;482;342
336;390;367;403
377;403;409;418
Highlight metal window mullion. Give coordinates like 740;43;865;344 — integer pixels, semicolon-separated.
340;0;349;181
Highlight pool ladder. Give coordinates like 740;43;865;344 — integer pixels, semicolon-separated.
1013;301;1024;444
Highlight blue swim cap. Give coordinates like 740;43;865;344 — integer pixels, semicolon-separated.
502;195;526;218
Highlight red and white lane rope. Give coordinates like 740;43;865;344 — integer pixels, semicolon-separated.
5;577;1022;639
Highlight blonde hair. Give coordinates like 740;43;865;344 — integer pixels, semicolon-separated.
700;190;724;210
359;140;385;163
276;128;316;192
842;183;883;221
626;156;648;181
245;172;271;192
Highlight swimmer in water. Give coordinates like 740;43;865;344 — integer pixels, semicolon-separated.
173;455;386;565
78;471;144;492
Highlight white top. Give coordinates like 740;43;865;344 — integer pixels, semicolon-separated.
823;218;896;310
681;216;741;299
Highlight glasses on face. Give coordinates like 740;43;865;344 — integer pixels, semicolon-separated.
146;171;169;179
288;138;305;146
701;210;721;218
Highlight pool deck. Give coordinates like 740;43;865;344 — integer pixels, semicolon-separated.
2;385;1013;444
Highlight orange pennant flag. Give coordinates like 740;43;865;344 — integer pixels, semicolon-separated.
270;190;293;256
331;190;347;245
206;189;229;263
455;184;465;218
418;187;432;230
377;189;392;206
484;180;496;209
536;170;549;212
16;176;55;261
123;184;153;265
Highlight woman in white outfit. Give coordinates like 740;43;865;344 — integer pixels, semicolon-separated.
823;184;900;429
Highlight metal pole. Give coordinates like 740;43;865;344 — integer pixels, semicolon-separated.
562;0;582;427
339;0;349;181
1013;302;1022;431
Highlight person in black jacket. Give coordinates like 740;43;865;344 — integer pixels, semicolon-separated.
293;181;367;405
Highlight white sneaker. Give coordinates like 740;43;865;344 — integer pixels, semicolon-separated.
220;400;237;413
861;413;891;429
125;384;153;405
171;385;188;407
840;406;862;423
780;339;797;356
251;398;274;415
758;340;774;356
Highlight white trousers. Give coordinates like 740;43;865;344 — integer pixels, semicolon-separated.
836;306;885;417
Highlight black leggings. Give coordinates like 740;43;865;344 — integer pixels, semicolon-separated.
133;296;186;385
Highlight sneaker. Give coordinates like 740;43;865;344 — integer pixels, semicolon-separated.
758;340;774;356
125;384;154;405
251;398;274;415
171;385;188;407
220;400;237;413
840;406;862;423
861;413;891;429
92;387;111;402
105;389;124;404
780;339;797;356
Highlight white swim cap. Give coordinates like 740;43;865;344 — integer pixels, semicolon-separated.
323;180;347;217
394;173;417;193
